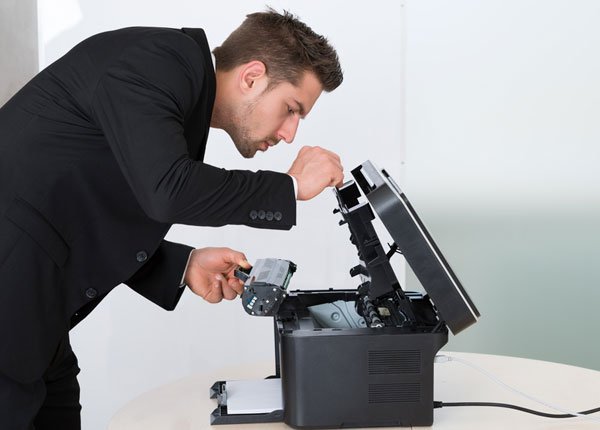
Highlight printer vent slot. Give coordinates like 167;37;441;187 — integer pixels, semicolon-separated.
368;383;421;403
368;350;421;374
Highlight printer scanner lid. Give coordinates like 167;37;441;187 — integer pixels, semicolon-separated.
351;161;480;335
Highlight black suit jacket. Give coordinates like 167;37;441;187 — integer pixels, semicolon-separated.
0;27;295;383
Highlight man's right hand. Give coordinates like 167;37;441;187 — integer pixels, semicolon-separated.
184;247;250;303
287;146;344;201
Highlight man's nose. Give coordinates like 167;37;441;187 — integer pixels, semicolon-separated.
278;115;300;144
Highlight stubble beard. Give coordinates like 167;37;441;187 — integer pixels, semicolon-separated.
227;99;262;159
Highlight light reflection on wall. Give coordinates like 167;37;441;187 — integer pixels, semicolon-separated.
403;0;600;370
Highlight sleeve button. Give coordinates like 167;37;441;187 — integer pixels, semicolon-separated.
258;210;266;220
85;288;98;299
274;211;282;221
266;211;274;221
249;210;258;220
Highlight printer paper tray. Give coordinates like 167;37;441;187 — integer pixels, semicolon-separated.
210;379;284;425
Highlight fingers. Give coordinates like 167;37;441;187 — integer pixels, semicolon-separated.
298;145;311;156
202;274;245;303
297;145;341;164
227;277;245;295
236;257;251;269
329;159;344;187
220;273;242;300
288;146;344;200
190;247;249;273
203;275;224;303
221;283;238;300
224;248;250;270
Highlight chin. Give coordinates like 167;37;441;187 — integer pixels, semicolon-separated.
240;147;257;159
232;141;255;159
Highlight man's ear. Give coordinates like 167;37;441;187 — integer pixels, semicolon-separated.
239;61;268;94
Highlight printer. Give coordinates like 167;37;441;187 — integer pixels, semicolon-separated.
210;160;480;428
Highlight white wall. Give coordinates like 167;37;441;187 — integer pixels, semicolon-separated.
36;1;405;429
0;0;37;106
403;0;600;368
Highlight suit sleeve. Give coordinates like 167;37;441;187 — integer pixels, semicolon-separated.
125;240;193;310
90;31;296;229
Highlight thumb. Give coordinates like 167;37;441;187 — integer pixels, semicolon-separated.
225;248;250;268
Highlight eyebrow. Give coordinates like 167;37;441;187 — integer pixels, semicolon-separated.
294;99;307;118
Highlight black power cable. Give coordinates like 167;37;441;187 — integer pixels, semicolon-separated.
434;401;600;419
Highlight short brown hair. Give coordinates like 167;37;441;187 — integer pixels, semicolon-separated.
213;8;343;92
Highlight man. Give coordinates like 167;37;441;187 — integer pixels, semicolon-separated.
0;9;343;429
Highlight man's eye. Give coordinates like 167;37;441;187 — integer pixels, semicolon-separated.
287;106;295;115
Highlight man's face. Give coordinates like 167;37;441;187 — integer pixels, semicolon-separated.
228;71;323;158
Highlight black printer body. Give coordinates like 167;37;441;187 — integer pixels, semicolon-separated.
211;161;480;428
275;290;448;428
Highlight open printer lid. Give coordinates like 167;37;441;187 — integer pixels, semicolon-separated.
350;160;480;335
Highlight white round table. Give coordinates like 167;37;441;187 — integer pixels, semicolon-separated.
108;352;600;429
